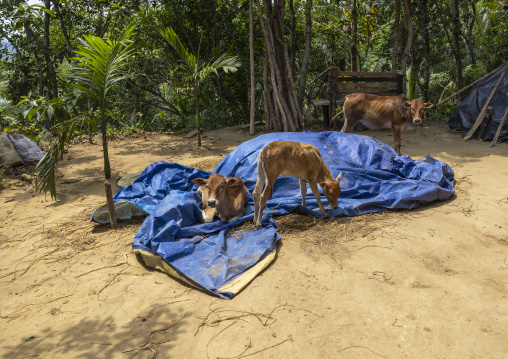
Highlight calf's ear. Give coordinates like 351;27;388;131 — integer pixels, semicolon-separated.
225;178;239;186
191;178;207;186
403;101;412;108
336;172;342;181
424;102;434;109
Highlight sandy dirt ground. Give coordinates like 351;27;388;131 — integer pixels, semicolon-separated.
1;120;507;359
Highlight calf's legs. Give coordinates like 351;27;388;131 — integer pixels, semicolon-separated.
308;180;329;218
299;179;307;207
393;127;402;156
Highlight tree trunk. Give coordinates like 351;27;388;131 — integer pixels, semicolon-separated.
452;0;465;100
289;0;296;73
346;0;358;71
43;0;59;99
255;0;302;132
195;92;202;147
391;0;401;72
421;0;430;101
462;0;477;64
249;0;256;135
263;47;277;132
101;114;111;179
23;24;45;97
297;0;312;108
52;0;73;57
400;0;414;90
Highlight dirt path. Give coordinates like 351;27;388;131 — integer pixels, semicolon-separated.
1;122;507;359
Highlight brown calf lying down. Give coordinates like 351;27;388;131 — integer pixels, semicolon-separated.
192;173;249;223
253;141;342;228
341;93;433;155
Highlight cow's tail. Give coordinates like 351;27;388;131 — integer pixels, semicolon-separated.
341;96;351;133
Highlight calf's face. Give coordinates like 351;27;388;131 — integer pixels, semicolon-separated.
405;99;433;125
320;172;342;210
192;173;242;209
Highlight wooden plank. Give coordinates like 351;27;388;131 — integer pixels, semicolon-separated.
312;99;330;106
464;72;505;140
491;94;508;147
336;82;399;90
336;71;401;78
477;107;493;141
337;77;400;83
337;88;400;95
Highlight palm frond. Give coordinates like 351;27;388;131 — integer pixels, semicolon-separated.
159;27;198;72
35;116;84;199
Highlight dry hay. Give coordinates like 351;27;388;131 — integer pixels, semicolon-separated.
190;155;227;172
2;205;143;281
276;209;425;247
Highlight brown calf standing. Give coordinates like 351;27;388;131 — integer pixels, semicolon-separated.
253;141;342;228
341;93;433;155
192;174;249;223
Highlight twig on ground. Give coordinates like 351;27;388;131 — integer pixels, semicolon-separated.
337;345;388;358
217;336;293;359
0;294;73;319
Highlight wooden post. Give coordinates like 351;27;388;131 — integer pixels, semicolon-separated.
397;73;404;95
464;72;505;140
105;181;117;229
477;107;493;141
327;67;338;130
491;94;508;147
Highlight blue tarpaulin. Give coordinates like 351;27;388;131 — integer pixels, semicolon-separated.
92;131;455;299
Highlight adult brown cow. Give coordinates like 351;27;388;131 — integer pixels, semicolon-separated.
192;173;249;223
341;93;433;155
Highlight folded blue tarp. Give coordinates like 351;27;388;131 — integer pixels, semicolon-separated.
92;131;455;299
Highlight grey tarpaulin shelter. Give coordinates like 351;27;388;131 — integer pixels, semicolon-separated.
447;63;508;142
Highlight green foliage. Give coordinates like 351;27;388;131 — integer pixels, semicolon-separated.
0;168;5;181
35;22;137;199
159;26;240;146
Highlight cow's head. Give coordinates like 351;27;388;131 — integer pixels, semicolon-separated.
192;174;242;210
404;99;433;125
320;172;342;210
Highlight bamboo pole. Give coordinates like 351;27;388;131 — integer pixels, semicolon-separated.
464;72;505;140
491;94;508;147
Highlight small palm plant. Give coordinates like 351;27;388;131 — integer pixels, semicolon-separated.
35;22;137;199
159;28;240;146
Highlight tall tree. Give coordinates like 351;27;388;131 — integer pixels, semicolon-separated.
421;0;431;101
400;0;414;88
297;0;312;108
345;0;358;71
452;0;465;99
249;0;256;135
43;0;58;98
160;27;241;146
391;0;401;72
255;0;302;132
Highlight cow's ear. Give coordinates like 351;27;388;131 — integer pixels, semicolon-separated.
191;178;207;186
424;102;434;109
225;178;239;186
319;182;327;188
403;101;412;108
